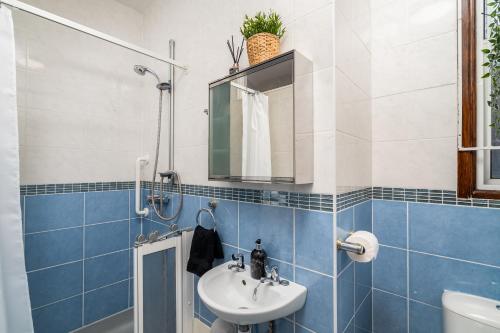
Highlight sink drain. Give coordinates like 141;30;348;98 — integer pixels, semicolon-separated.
238;306;248;309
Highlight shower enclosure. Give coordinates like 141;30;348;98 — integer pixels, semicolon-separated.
134;231;194;333
4;0;193;332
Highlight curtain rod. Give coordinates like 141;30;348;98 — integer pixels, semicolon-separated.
0;0;188;70
231;82;257;94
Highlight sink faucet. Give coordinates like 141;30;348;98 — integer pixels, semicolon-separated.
253;265;290;301
228;253;245;271
260;266;289;286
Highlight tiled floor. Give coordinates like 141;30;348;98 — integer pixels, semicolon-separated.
72;309;133;333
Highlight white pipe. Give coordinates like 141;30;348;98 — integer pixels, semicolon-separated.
458;145;500;151
135;155;149;217
0;0;188;70
169;39;175;170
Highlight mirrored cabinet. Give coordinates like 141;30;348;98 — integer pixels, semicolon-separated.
208;50;313;184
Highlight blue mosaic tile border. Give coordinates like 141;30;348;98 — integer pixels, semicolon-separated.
336;188;372;211
20;181;135;196
22;182;500;212
337;186;500;211
143;182;334;212
371;187;500;209
19;181;335;212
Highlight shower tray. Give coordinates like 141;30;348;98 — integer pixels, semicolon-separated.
71;308;133;333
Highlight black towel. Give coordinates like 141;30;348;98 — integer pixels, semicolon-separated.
187;226;224;277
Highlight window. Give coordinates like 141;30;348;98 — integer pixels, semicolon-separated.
459;0;500;198
477;0;500;189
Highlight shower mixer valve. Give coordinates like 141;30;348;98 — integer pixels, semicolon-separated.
147;194;170;205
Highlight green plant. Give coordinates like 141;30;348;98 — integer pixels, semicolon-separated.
240;10;286;39
482;0;500;130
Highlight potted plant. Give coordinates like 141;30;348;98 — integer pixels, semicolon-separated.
240;10;286;66
483;0;500;130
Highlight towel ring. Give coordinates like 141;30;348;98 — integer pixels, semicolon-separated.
196;208;216;231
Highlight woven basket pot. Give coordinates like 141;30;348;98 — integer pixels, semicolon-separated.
246;32;280;65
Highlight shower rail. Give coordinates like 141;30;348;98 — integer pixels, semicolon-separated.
0;0;188;70
134;227;194;247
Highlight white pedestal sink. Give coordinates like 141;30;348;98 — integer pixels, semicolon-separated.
197;262;307;327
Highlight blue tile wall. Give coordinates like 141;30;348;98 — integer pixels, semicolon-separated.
355;290;372;333
27;261;83;308
25;193;84;233
23;187;338;333
22;189;140;333
24;184;499;333
409;300;442;333
409;204;500;267
338;264;355;333
336;201;373;333
23;184;370;333
373;200;407;248
337;208;354;273
25;227;83;271
373;246;407;297
83;280;129;325
189;195;336;333
372;199;500;333
354;262;371;309
372;289;407;333
84;220;129;257
295;209;334;275
295;267;334;333
239;203;294;263
85;191;129;224
31;296;83;333
84;250;129;290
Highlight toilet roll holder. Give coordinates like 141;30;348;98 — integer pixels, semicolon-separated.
336;240;366;255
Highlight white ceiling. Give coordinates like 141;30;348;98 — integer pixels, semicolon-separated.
116;0;155;13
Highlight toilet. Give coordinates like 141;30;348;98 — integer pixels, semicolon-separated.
442;290;500;333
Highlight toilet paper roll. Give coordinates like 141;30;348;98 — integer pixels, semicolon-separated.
345;231;379;263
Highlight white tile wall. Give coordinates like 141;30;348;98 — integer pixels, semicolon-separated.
370;0;459;190
15;0;337;193
15;0;460;193
15;0;151;184
335;1;372;194
22;0;144;45
142;0;336;194
372;84;457;142
372;137;457;189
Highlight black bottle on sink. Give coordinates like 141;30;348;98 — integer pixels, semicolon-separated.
250;239;267;279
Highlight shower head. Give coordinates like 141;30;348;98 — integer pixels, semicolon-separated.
134;65;147;75
133;64;161;84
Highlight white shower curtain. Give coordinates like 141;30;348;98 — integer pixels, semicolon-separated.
241;92;272;178
0;6;35;333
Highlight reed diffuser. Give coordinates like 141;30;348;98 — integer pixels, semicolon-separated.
227;35;244;74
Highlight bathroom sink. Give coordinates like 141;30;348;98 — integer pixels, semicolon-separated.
197;262;307;325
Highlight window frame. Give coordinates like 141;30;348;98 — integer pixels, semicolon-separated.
459;0;500;198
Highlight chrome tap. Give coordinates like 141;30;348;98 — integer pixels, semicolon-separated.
260;265;289;286
228;253;245;271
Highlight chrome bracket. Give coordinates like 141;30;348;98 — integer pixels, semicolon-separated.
336;240;365;255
